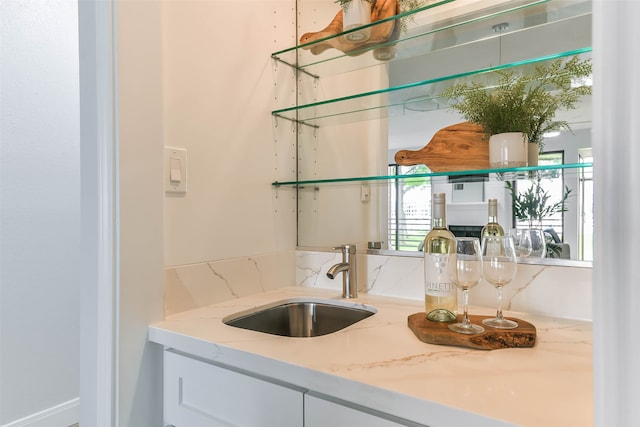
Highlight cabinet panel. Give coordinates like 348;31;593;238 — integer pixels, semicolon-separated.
304;394;416;427
164;351;303;427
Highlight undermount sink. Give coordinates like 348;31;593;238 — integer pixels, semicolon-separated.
222;297;376;338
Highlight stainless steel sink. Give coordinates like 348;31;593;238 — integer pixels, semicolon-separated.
222;297;376;337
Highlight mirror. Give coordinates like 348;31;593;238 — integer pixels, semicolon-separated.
290;0;592;266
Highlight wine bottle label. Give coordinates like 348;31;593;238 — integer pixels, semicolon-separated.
425;281;454;296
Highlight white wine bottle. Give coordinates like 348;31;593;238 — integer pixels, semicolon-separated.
424;193;457;322
481;198;505;237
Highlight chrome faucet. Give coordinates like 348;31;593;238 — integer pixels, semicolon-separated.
326;244;357;298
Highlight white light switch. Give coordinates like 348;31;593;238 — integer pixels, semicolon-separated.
165;147;187;193
360;184;370;202
169;157;182;183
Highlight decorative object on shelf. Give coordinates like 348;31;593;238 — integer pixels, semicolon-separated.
394;122;488;172
395;0;429;31
442;56;592;167
506;176;572;258
481;235;519;329
372;6;402;60
507;177;572;229
423;193;457;323
338;0;373;42
300;0;428;60
527;141;540;167
481;198;505;238
407;312;536;350
300;0;399;57
447;237;485;335
442;73;531;167
488;132;528;168
372;0;435;60
524;56;592;153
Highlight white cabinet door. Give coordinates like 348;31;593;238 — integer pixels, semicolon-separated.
164;351;303;427
304;394;413;427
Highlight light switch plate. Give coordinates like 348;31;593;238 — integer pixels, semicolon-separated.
360;184;370;202
165;147;187;193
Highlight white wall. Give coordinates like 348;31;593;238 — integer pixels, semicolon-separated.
592;1;640;425
162;0;297;267
160;1;299;320
103;0;299;424
78;0;117;424
115;1;165;425
0;0;80;425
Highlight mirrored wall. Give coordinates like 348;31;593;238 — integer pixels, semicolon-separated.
275;0;592;265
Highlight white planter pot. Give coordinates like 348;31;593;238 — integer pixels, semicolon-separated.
342;0;371;43
489;132;528;168
373;45;397;60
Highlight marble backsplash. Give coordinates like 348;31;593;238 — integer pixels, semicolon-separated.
164;251;296;316
296;251;593;321
165;250;592;321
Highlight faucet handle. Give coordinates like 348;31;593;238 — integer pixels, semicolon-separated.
332;244;356;253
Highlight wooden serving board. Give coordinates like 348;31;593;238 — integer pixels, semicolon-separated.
407;312;536;350
394;122;489;172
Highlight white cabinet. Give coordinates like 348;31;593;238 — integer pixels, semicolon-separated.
163;350;303;427
304;394;412;427
164;350;423;427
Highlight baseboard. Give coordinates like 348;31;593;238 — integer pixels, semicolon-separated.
2;398;79;427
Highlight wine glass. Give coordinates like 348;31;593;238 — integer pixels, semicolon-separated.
481;235;519;329
518;229;546;258
508;228;522;254
448;237;485;335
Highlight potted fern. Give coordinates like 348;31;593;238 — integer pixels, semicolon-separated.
442;56;592;167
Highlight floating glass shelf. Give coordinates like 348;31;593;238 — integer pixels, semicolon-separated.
273;0;591;78
272;162;592;187
272;47;591;127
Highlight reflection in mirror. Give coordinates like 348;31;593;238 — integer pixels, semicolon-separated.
386;153;592;262
293;0;593;266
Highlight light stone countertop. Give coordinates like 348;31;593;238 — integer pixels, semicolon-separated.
149;286;593;427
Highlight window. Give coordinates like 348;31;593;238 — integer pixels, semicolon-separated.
388;153;589;260
513;152;567;236
387;164;431;251
578;149;593;261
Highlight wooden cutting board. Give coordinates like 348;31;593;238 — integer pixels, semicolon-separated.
394;122;489;172
407;312;536;350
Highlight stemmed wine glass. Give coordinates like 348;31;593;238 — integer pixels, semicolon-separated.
448;237;485;335
518;229;546;258
481;235;519;329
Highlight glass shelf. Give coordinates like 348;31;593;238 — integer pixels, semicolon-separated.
274;0;591;79
272;162;592;187
272;47;591;127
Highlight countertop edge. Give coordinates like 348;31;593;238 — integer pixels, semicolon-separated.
148;324;515;427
